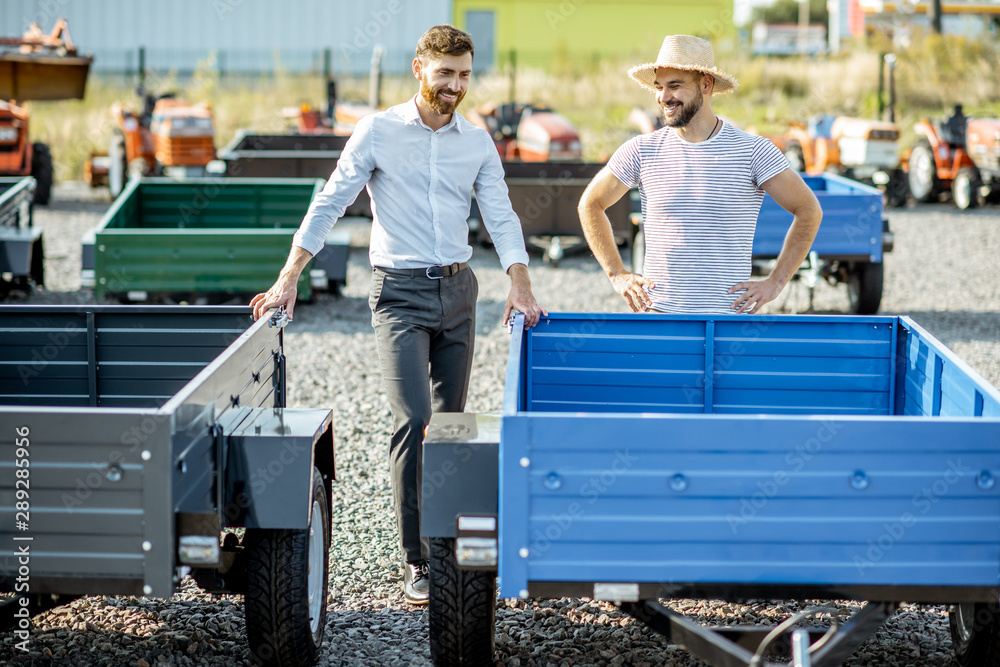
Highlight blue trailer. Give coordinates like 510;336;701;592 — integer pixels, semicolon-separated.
423;312;1000;667
631;173;891;314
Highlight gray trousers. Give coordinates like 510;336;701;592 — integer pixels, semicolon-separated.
368;267;478;563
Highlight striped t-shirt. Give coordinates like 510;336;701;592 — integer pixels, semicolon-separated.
608;122;789;314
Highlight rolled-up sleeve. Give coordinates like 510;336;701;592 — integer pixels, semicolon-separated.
474;142;530;272
292;115;377;255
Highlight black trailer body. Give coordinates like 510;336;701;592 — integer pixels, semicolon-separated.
0;176;42;294
470;161;633;265
0;305;335;667
218;130;372;218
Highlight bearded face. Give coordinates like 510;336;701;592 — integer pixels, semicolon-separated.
419;72;466;115
660;92;703;128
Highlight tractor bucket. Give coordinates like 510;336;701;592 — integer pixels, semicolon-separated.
0;53;93;100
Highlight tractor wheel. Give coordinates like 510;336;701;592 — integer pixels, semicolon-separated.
907;141;941;202
30;143;53;205
847;262;883;315
428;537;497;667
951;167;981;210
951;602;1000;666
244;467;330;667
783;142;806;173
883;169;909;208
631;226;645;275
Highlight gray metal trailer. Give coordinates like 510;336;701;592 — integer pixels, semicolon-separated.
0;176;42;296
0;305;335;667
217;131;372;218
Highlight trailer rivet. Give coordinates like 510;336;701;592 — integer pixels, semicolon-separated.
519;548;530;558
977;471;995;490
104;463;123;482
851;470;869;490
670;474;688;492
143;585;152;595
544;473;563;490
519;457;531;468
141;450;152;461
142;541;152;552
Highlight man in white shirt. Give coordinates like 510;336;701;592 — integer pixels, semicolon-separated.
251;25;544;605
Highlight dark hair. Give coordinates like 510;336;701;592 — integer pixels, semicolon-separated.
416;24;474;62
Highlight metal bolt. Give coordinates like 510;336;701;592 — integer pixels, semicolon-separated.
179;460;187;474
519;547;529;558
851;470;869;490
978;470;995;490
670;473;688;492
103;463;123;482
543;472;562;490
141;450;152;461
519;589;529;598
143;585;152;595
142;541;152;552
519;457;530;468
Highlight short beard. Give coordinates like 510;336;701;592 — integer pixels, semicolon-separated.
661;94;703;128
419;77;465;115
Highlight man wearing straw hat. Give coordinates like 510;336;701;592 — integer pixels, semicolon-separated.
580;35;822;314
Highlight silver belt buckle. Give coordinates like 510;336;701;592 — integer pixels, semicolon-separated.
425;265;445;279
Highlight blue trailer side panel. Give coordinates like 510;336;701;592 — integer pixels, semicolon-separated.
498;313;1000;599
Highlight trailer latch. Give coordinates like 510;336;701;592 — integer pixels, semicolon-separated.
455;515;498;569
178;535;220;565
269;306;290;328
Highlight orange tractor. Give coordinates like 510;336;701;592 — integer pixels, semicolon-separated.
467;102;582;161
906;104;1000;209
0;19;92;204
87;86;216;196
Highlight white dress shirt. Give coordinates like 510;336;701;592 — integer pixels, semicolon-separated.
292;96;530;272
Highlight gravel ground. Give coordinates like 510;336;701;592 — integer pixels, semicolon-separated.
3;182;1000;667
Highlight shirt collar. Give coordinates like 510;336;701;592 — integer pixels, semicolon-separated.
402;95;464;134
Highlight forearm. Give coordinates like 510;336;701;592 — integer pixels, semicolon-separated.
767;208;822;289
277;245;315;286
580;200;627;279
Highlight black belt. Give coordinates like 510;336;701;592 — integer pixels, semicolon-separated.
374;262;469;279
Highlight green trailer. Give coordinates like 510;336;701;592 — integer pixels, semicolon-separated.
82;177;350;302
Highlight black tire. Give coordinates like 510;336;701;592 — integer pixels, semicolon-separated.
847;262;883;315
907;141;941;202
245;467;330;667
30;143;52;205
950;602;1000;666
884;169;909;208
428;537;496;667
952;167;981;210
783;141;806;173
631;226;645;275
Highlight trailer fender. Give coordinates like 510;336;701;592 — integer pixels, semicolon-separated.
224;407;334;530
422;412;499;539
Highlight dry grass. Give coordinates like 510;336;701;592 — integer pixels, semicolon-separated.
27;33;1000;181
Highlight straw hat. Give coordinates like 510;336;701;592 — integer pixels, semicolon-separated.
628;35;739;95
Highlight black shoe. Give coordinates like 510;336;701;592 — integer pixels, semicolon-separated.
404;560;429;605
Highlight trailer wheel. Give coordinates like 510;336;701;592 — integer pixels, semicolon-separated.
950;602;1000;666
952;167;981;210
31;143;53;205
245;467;330;667
907;141;940;202
884;169;909;208
847;262;883;315
783;142;805;173
631;227;645;275
428;537;496;667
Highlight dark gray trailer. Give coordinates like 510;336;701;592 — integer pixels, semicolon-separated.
470;161;633;266
0;176;42;296
217;130;371;218
0;305;335;667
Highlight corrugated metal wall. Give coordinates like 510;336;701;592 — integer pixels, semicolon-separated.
1;0;451;75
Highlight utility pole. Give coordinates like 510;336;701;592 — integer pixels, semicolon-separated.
928;0;943;34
